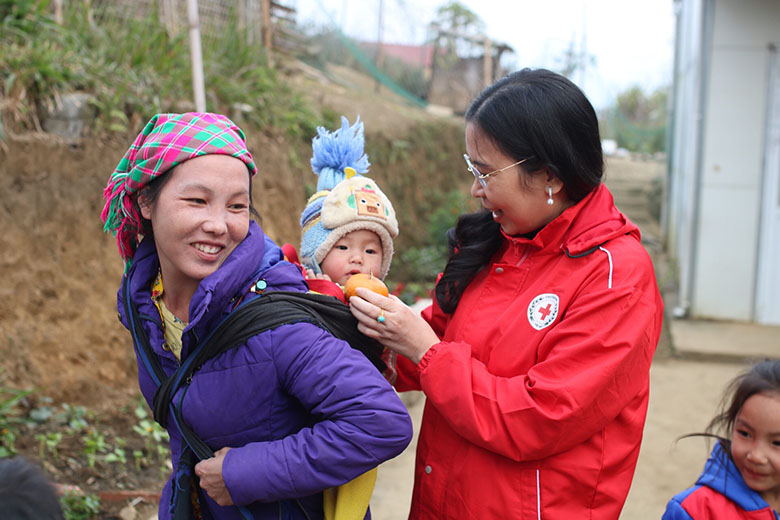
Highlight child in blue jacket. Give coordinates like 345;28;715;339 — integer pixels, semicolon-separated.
663;359;780;519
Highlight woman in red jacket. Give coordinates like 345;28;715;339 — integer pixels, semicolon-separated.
349;68;664;519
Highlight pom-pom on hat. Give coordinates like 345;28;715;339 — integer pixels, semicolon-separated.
101;112;256;269
300;116;398;279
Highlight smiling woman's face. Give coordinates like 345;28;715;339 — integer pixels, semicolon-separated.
465;123;568;236
140;154;250;296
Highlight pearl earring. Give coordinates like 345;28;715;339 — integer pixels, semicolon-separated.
547;186;554;206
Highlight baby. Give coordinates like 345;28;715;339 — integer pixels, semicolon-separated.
297;117;396;285
284;116;398;374
283;115;400;520
299;165;396;291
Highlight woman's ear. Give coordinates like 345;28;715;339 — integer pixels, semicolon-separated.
137;190;152;220
543;168;566;195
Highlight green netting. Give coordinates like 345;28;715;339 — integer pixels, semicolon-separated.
608;108;666;153
612;108;665;138
311;0;428;108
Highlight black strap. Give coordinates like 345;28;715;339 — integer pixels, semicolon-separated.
123;282;385;519
124;282;385;453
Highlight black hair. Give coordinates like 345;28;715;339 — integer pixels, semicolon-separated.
676;359;780;462
436;68;604;313
0;456;63;519
136;159;260;238
707;358;780;442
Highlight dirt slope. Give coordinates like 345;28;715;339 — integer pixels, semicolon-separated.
0;63;465;411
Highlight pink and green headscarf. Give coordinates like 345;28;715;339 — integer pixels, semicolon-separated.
101;112;257;268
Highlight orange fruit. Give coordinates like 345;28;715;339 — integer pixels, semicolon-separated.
344;273;389;299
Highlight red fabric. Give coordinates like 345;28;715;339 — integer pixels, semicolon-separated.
306;278;347;303
281;243;300;265
674;486;776;519
397;184;664;519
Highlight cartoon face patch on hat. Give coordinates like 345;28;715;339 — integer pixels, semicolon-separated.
351;184;390;220
321;176;397;233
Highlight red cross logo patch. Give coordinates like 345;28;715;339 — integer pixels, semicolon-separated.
527;293;560;330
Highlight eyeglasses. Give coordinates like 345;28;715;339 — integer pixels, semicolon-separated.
463;154;529;188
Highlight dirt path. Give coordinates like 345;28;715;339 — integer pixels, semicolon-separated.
622;358;744;518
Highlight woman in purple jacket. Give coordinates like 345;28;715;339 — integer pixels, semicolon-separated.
101;112;413;520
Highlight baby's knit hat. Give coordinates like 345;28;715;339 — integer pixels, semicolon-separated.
299;116;398;279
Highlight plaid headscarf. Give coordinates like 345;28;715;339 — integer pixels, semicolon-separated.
101;112;257;268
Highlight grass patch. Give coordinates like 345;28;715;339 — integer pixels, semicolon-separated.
0;0;327;140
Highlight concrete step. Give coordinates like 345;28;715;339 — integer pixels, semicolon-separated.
670;319;780;362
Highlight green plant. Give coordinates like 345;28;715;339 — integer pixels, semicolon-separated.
397;246;447;284
600;85;668;154
1;1;80;128
104;445;127;466
60;488;101;520
69;6;191;133
103;436;127;465
35;431;63;460
82;429;107;468
132;401;169;443
58;403;91;432
132;448;144;470
1;1;329;141
1;0;54;34
132;399;170;470
0;384;33;457
0;428;17;458
391;189;467;284
157;443;171;476
28;395;56;423
201;9;323;141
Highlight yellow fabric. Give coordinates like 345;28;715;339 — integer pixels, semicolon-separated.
151;271;187;361
159;301;186;361
323;468;378;520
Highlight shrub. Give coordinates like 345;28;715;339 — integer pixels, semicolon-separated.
0;1;327;140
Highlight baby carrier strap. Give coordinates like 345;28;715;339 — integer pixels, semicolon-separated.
122;280;386;519
151;291;386;435
123;279;386;443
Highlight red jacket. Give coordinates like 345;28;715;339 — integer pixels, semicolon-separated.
396;184;664;519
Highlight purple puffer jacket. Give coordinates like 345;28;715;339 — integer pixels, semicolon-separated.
117;221;413;520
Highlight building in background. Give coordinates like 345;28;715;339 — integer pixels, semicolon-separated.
425;27;513;114
666;0;780;325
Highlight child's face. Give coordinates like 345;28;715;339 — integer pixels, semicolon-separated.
320;229;383;286
730;391;780;503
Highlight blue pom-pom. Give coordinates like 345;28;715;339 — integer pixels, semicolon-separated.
310;116;370;191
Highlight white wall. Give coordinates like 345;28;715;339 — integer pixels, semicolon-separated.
667;0;705;312
690;0;780;320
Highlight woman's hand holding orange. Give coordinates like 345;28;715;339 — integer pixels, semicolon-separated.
348;288;439;365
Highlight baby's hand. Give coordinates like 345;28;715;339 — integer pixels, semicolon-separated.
305;269;332;281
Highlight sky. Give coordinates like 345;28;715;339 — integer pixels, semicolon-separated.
293;0;677;110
